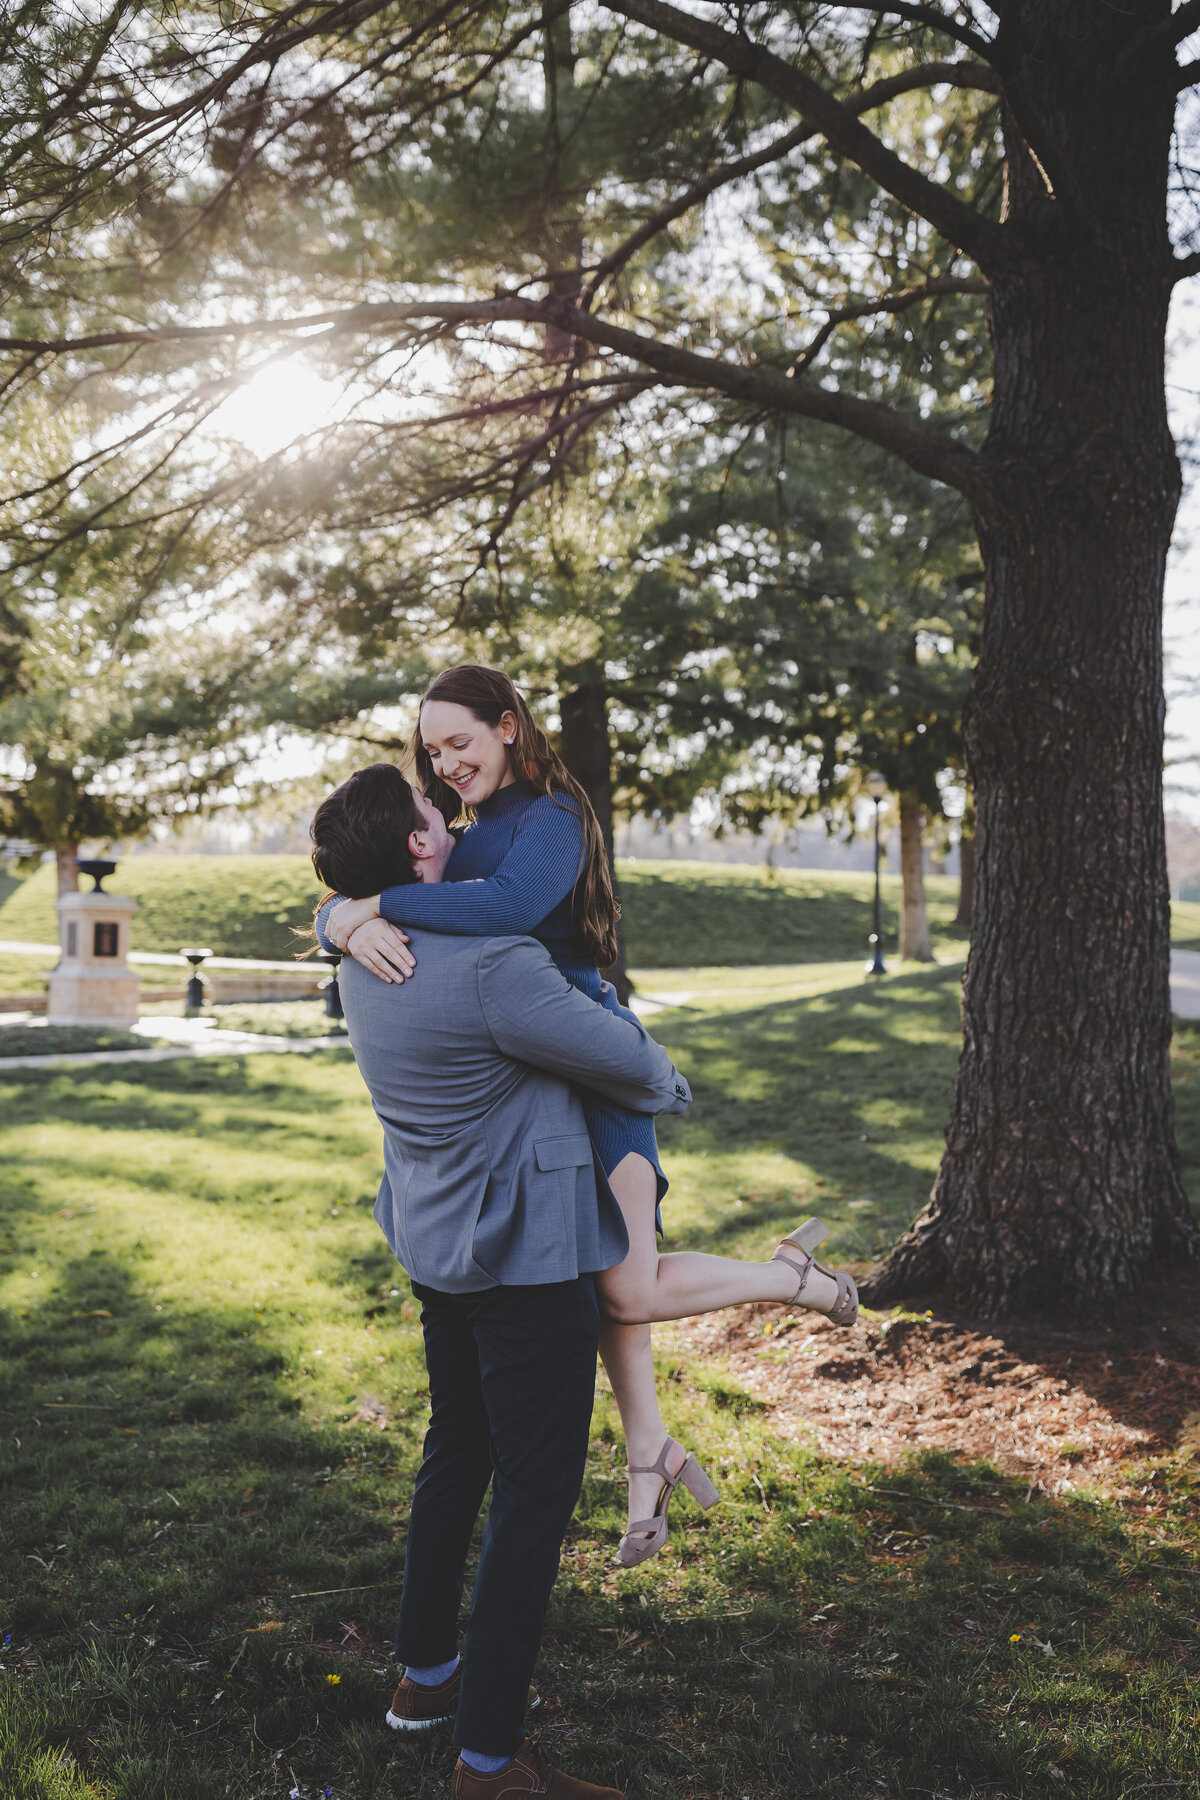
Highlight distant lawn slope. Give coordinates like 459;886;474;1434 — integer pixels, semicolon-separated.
0;855;962;966
619;861;962;966
3;851;1198;969
0;857;324;961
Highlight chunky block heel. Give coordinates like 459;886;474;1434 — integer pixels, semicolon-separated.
679;1456;719;1510
772;1216;859;1326
617;1436;721;1567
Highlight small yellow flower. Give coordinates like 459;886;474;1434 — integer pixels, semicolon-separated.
1009;1633;1022;1643
326;1673;341;1686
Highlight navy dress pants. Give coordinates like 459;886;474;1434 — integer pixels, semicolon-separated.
395;1275;599;1756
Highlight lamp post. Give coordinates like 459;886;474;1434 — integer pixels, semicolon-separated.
320;949;344;1025
180;947;212;1015
865;771;888;977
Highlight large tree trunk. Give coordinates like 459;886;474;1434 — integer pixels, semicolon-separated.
865;7;1200;1314
953;806;975;935
55;841;79;897
898;793;933;962
559;681;631;1005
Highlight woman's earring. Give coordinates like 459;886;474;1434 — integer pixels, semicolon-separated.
504;737;513;744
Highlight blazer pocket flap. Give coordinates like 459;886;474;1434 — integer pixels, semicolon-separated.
534;1134;594;1172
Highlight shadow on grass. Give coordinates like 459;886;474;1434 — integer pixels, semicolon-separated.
652;961;963;1257
0;1247;1195;1799
0;1029;1197;1797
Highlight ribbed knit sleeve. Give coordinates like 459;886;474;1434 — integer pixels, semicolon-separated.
378;793;585;936
314;896;339;953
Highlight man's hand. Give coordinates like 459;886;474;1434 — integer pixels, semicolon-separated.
345;919;416;984
326;894;382;950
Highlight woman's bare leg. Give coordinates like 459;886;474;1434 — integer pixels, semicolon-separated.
596;1153;842;1327
595;1152;839;1537
597;1316;689;1541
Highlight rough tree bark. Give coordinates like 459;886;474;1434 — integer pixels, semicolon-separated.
558;681;631;1005
954;806;976;934
863;1;1200;1313
899;793;933;962
55;842;79;897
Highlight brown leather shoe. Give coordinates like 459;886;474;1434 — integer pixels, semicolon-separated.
452;1739;623;1799
386;1665;460;1730
387;1668;541;1733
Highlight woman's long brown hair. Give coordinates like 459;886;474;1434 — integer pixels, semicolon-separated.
414;663;621;970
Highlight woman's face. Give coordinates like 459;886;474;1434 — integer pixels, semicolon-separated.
420;699;516;805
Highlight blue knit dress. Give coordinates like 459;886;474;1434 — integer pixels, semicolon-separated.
320;782;667;1207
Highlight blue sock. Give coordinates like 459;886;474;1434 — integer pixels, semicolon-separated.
460;1750;512;1774
405;1655;460;1687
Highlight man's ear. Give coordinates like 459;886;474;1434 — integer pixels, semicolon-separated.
408;827;430;861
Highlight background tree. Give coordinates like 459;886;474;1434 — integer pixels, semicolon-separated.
0;455;404;892
239;392;979;982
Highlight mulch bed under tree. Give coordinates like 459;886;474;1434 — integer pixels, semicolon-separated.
673;1262;1200;1493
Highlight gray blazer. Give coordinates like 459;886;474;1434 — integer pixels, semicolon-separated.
338;929;691;1293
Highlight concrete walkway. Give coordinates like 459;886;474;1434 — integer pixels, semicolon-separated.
0;939;314;972
3;951;1198;1072
0;1013;351;1072
0;993;679;1068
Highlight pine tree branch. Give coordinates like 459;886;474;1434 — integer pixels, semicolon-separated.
1169;1;1200;47
604;0;1009;270
1113;0;1200;78
864;59;1003;100
791;275;989;370
587;61;999;299
809;4;994;58
588;62;994;295
587;123;814;296
0;293;990;506
529;297;989;505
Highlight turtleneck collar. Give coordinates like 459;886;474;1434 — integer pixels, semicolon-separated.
475;781;537;818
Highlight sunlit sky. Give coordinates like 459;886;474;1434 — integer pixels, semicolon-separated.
212;357;347;458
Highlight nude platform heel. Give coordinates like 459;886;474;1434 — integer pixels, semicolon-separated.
616;1436;720;1568
772;1216;859;1325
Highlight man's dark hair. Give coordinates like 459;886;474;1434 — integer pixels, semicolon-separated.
310;763;421;897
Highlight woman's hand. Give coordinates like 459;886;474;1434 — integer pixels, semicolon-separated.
326;894;381;950
345;918;416;984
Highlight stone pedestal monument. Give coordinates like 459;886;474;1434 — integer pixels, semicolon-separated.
47;859;140;1028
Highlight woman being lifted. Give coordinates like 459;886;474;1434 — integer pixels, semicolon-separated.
319;664;857;1565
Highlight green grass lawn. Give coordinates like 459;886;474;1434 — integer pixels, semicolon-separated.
2;968;1198;1799
0;950;58;995
0;1023;167;1058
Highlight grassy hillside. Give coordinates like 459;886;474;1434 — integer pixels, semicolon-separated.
0;857;325;961
0;855;962;967
3;852;1199;969
619;860;962;966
